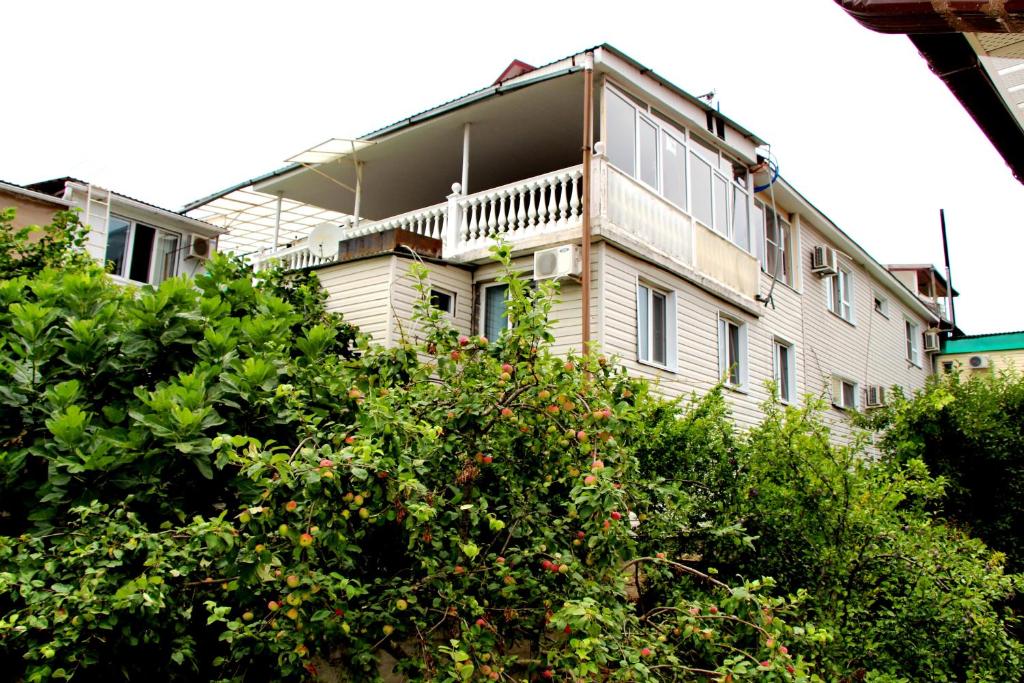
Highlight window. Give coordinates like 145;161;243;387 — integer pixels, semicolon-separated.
604;83;753;253
104;215;180;285
942;361;954;374
905;319;920;366
873;293;889;317
430;288;455;316
826;267;854;322
756;200;793;287
481;283;509;340
773;339;795;403
718;315;747;388
636;282;675;368
832;376;858;410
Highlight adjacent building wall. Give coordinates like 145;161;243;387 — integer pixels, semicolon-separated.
0;189;65;235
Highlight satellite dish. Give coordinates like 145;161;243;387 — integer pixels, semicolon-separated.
307;222;345;259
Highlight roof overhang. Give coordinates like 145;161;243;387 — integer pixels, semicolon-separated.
836;0;1024;183
0;180;72;209
59;180;225;239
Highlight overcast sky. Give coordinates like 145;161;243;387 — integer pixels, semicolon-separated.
3;1;1021;333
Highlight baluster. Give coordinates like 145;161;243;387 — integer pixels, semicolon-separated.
515;187;527;231
486;194;498;235
535;182;548;226
497;190;508;234
569;173;580;221
460;204;470;243
546;178;558;227
557;173;570;225
468;201;480;242
527;184;538;227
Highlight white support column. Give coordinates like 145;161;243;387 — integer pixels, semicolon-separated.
461;122;471;194
272;192;283;252
353;162;363;230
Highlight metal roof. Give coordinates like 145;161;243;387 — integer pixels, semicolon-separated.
944;330;1024;354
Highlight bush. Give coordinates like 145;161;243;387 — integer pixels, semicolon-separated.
870;370;1024;571
676;397;1024;681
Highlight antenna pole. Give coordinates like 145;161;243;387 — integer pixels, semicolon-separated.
940;209;956;331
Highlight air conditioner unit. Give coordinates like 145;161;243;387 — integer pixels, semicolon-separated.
922;331;940;353
968;355;990;370
865;385;886;408
187;235;214;260
811;246;838;276
533;245;582;280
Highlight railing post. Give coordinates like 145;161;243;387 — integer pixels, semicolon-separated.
444;182;463;258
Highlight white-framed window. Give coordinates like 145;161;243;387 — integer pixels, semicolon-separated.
104;215;181;285
636;281;676;369
718;314;747;389
755;200;793;287
873;292;889;317
905;318;921;366
480;283;510;340
826;266;854;323
773;338;796;403
832;375;859;411
430;288;456;316
604;82;752;252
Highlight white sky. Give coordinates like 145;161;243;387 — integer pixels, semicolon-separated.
2;1;1021;334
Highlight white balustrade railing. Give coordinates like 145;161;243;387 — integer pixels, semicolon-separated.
450;166;584;255
251;239;341;271
348;202;447;240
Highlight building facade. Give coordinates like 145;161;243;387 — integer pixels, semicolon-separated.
187;45;941;437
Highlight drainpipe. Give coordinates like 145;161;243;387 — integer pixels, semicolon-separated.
581;57;594;356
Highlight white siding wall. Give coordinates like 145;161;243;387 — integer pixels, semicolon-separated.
319;257;394;342
596;233;932;440
389;259;473;346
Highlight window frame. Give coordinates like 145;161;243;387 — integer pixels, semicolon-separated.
826;265;855;324
479;282;511;340
429;287;456;317
757;201;794;287
718;314;748;390
772;337;796;404
873;292;890;318
104;214;181;285
905;318;921;366
832;375;859;411
635;279;677;371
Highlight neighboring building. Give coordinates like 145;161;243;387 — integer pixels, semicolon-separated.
2;177;224;286
886;264;958;329
940;331;1024;377
186;44;941;438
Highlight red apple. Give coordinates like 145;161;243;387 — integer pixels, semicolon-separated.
641;647;652;657
299;533;314;547
458;335;470;347
501;363;514;375
610;510;622;521
591;460;604;470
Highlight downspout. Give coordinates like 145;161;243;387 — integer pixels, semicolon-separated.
581;57;594;356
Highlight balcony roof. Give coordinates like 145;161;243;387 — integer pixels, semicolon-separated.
184;44;768;253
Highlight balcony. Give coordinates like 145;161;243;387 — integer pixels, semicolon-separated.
252;156;758;301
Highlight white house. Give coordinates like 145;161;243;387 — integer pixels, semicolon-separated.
186;44;941;439
4;177;224;286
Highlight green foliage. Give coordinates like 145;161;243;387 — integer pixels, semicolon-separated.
1;214;1019;682
0;208;92;279
870;370;1024;571
679;397;1024;681
1;231;819;681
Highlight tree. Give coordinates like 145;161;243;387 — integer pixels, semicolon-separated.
0;220;818;681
